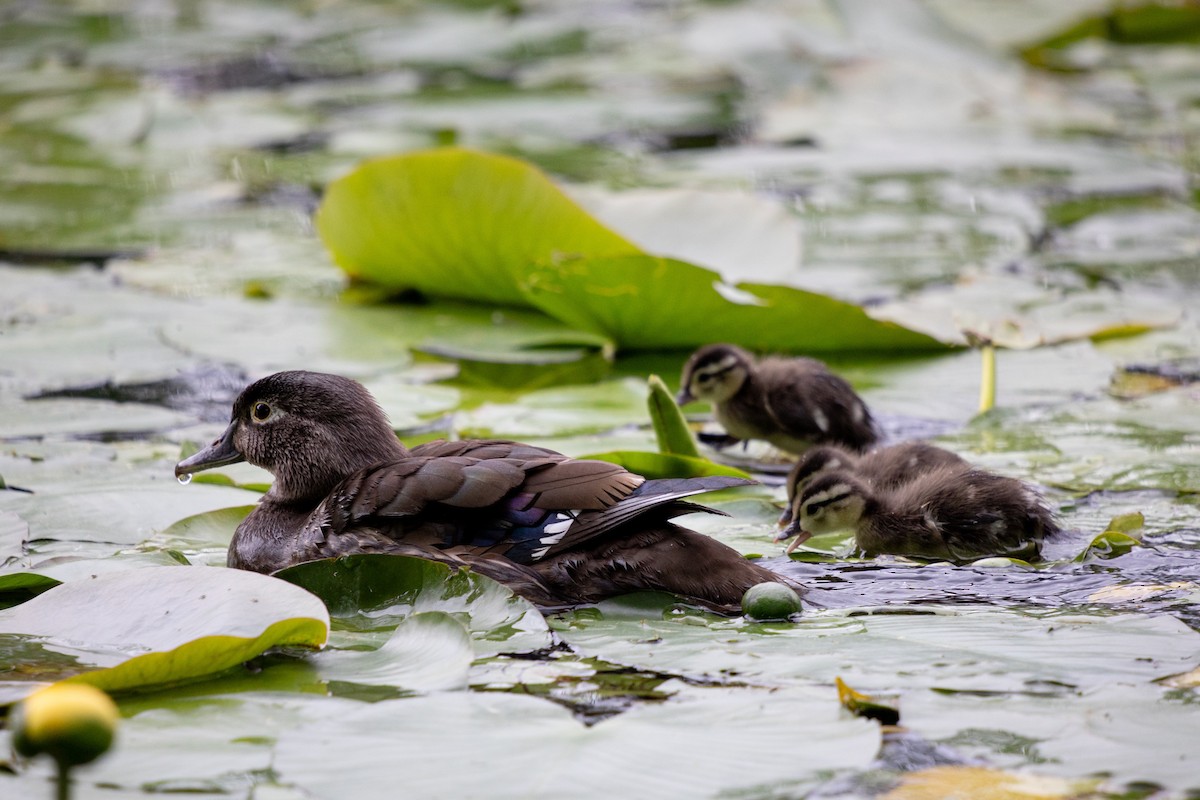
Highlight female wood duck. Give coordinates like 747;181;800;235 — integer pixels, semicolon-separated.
781;466;1058;562
775;442;969;530
676;344;878;456
175;370;790;614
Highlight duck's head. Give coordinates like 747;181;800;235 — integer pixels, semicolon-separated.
780;471;872;553
776;445;860;531
676;344;754;406
175;371;407;502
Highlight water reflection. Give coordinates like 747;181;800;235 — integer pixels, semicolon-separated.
773;526;1200;631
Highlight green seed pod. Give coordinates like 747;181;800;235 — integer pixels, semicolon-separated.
741;582;802;622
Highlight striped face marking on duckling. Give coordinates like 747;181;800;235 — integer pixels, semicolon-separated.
777;446;859;531
686;354;748;404
798;480;868;537
677;344;754;406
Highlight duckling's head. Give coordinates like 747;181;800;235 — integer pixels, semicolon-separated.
777;446;861;530
676;344;754;406
175;371;407;502
780;471;873;551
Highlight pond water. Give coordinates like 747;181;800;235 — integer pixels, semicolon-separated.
1;1;1199;798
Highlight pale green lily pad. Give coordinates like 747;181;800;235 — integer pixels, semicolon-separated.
554;609;1200;694
0;566;329;693
0;510;28;565
455;378;649;438
276;554;550;658
315;611;473;692
145;505;255;566
316;148;641;306
272;685;880;799
521;254;949;352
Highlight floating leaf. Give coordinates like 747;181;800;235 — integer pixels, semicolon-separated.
1075;511;1146;562
275;554;550;657
0;572;60;605
835;676;900;725
646;374;699;458
0;566;329;693
272;686;880;799
316;148;641;306
0;510;29;567
521;254;948;353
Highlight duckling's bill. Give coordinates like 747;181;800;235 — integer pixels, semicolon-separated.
784;531;813;554
175;422;244;478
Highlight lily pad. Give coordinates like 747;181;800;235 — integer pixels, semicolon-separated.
275;554;551;657
316;148;641;306
272;685;880;798
0;510;29;565
521;254;949;353
0;566;329;693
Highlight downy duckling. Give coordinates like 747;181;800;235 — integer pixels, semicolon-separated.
676;344;878;455
776;442;969;530
782;466;1058;562
175;370;794;614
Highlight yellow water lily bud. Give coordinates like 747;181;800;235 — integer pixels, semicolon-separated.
10;683;118;766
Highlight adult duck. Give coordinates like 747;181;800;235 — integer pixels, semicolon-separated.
176;371;788;613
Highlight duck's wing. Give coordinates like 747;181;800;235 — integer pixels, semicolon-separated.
311;453;750;565
498;476;754;563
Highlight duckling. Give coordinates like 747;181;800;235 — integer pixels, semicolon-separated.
175;370;792;614
782;466;1057;562
775;442;969;530
676;344;877;456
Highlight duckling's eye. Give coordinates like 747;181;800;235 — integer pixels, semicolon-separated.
252;402;272;422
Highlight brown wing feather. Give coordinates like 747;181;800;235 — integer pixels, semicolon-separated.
517;459;644;510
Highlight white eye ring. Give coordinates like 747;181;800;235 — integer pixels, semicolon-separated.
251;402;273;423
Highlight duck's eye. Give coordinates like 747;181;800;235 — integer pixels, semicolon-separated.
252;402;272;422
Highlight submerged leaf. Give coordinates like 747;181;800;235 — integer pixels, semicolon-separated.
316;148;641;306
0;567;329;693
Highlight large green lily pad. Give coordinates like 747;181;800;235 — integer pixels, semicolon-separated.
316;148;641;306
0;566;329;693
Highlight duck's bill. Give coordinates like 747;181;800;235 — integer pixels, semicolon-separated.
175;422;244;478
784;530;813;554
776;507;794;531
674;388;694;406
